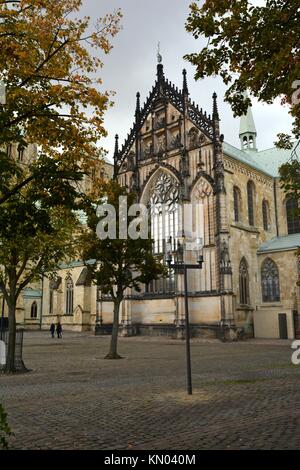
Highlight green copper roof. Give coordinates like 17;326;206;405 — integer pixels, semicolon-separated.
223;141;295;177
258;234;300;253
223;142;270;175
23;288;42;298
254;146;293;177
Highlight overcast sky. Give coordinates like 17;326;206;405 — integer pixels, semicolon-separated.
82;0;292;161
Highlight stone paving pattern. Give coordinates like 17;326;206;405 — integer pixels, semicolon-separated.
1;332;300;450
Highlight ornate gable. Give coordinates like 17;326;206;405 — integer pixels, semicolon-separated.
114;63;215;176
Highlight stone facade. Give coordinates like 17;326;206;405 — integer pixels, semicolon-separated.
7;63;300;340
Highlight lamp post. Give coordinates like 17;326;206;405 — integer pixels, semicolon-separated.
166;237;204;395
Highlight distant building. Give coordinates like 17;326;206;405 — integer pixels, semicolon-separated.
11;62;300;340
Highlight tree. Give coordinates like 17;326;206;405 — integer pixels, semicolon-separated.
0;161;84;373
0;404;11;449
185;1;300;145
81;182;166;359
185;0;300;207
0;0;122;202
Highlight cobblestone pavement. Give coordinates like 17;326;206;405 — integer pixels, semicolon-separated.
1;332;300;450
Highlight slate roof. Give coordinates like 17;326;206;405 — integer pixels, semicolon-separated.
258;234;300;253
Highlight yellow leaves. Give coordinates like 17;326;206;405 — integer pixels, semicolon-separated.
0;0;122;172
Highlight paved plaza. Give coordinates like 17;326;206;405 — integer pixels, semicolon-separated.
1;332;300;450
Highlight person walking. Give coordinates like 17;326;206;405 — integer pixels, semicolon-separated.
50;323;55;339
56;322;62;339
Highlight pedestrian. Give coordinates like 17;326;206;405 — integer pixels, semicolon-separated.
56;322;62;339
50;323;55;339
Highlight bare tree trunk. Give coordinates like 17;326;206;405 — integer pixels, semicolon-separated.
4;299;16;373
105;299;122;359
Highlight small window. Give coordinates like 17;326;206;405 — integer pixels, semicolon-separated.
247;181;255;226
7;144;12;158
243;136;248;150
233;186;241;223
262;200;269;231
286;198;300;234
18;147;24;162
31;301;38;319
239;258;250;306
49;289;53;314
65;277;74;315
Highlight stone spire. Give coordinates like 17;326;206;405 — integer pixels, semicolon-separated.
239;92;257;152
212;92;219;121
182;69;189;95
114;133;119;158
156;43;164;84
135;92;141;122
113;134;119;180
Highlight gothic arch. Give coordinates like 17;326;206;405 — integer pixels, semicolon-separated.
140;165;181;205
190;171;215;196
190;176;215;247
239;257;250;306
261;257;280;302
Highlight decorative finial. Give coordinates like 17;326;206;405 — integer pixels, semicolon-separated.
135;92;141;121
157;42;162;64
212;92;219;120
114;134;119;157
182;69;188;95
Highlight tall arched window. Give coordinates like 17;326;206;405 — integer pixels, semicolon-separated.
65;277;74;315
261;258;280;302
149;172;179;254
247;181;255;226
286;198;300;234
262;199;269;231
18;146;24;162
31;301;38;319
239;258;250;305
233;186;241;223
49;289;53;314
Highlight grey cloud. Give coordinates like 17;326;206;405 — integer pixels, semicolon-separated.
82;0;293;160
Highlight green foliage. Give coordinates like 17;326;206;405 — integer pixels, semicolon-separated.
276;133;294;150
0;155;84;372
0;0;122;203
0;404;12;449
279;158;300;203
185;1;300;141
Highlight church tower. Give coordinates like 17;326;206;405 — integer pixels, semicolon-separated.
239;93;257;152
